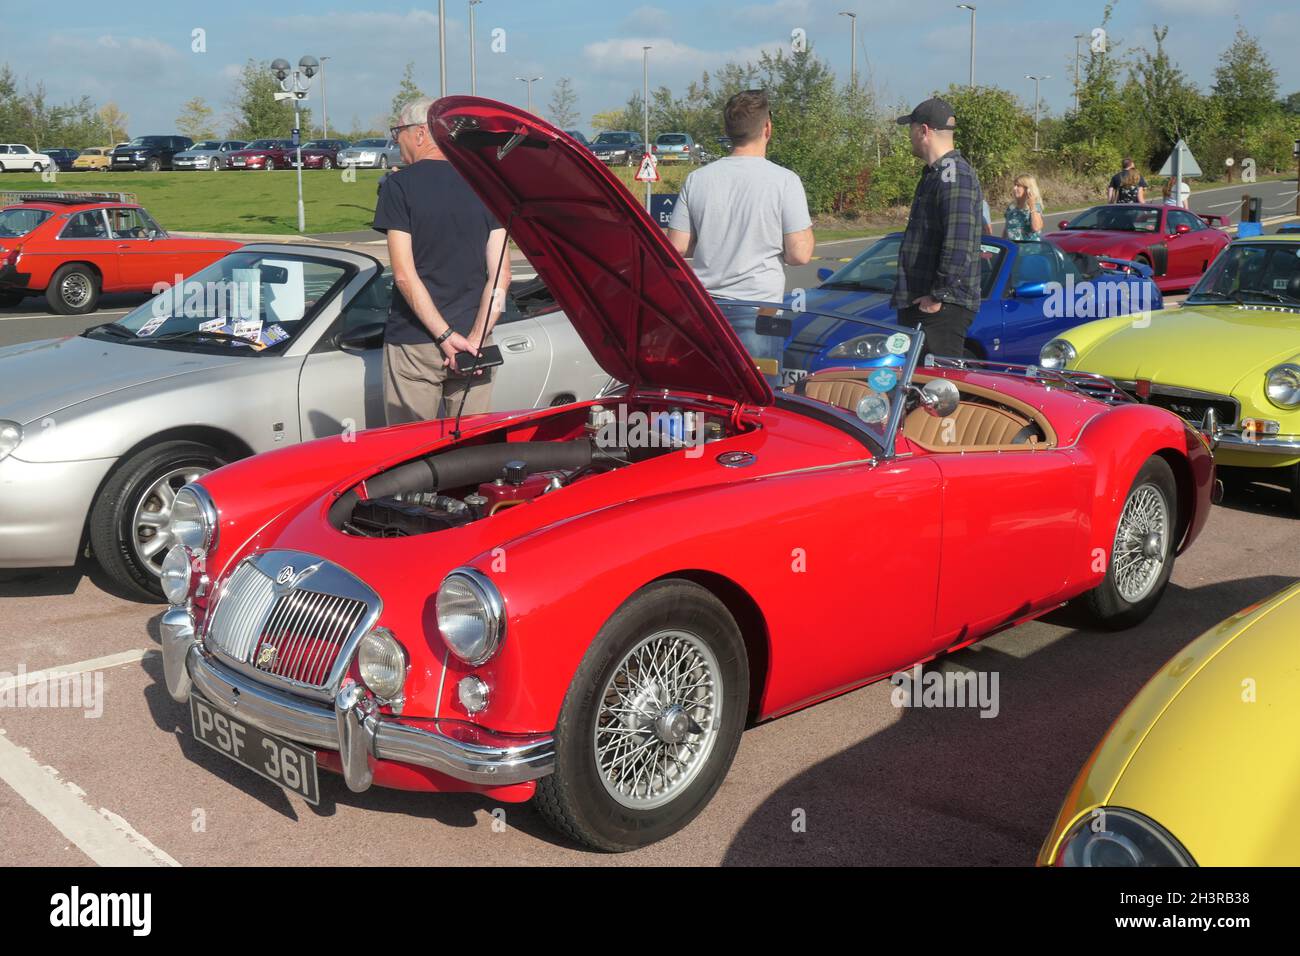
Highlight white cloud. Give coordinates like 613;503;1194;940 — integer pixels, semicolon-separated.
49;32;182;61
583;37;777;74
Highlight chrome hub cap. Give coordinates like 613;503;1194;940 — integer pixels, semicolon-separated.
61;273;91;307
594;629;721;809
131;466;210;575
1112;483;1169;603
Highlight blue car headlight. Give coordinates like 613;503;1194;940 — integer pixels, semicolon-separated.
828;334;890;360
1056;807;1195;867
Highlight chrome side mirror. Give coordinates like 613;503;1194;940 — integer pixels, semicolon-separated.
918;378;960;418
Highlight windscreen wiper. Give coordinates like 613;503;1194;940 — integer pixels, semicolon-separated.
82;322;136;339
153;329;259;346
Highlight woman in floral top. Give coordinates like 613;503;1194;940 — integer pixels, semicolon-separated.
1002;174;1044;241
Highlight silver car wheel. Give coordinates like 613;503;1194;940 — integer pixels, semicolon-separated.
594;628;721;810
1112;483;1169;603
131;466;210;574
61;273;92;309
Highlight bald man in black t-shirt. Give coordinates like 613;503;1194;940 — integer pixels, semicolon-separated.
374;97;510;424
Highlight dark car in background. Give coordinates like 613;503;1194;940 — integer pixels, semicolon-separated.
564;130;591;148
44;149;81;172
590;131;644;166
226;139;297;171
110;135;193;172
293;139;351;170
173;140;248;171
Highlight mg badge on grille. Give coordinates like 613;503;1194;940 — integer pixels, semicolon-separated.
256;645;278;668
273;562;321;594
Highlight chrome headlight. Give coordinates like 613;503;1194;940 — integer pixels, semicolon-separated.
436;569;505;665
0;420;22;462
171;485;217;554
357;627;408;700
1056;808;1195;867
1039;339;1077;370
828;334;890;360
1265;363;1300;409
160;545;194;605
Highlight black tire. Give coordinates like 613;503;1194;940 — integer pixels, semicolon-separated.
265;158;276;171
1081;456;1178;630
1289;464;1300;517
90;441;226;602
0;291;23;307
0;162;6;172
534;580;749;851
32;161;44;173
321;157;333;170
209;159;221;171
45;263;100;315
378;156;389;169
146;157;161;172
1135;253;1154;276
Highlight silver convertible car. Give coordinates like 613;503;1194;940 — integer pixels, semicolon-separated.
0;243;609;599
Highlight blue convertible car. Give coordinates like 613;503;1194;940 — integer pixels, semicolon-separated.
773;233;1162;385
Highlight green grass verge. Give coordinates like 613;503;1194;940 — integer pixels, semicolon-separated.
0;168;392;235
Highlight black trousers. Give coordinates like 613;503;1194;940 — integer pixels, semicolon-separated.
896;302;976;362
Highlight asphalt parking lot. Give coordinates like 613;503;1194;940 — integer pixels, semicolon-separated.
1;483;1297;866
2;199;1298;867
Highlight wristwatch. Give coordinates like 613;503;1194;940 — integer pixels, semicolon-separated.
433;326;455;346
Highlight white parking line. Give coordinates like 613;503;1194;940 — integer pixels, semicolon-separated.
0;648;178;867
0;648;156;692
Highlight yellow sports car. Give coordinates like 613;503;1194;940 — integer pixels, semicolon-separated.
71;145;122;171
1039;234;1300;512
1039;579;1300;866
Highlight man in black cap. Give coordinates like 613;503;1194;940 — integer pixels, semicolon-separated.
892;97;984;360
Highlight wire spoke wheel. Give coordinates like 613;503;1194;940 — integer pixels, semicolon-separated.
593;628;721;810
1112;482;1169;603
61;273;92;308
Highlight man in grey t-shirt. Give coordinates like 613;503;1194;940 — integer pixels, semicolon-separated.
667;90;814;303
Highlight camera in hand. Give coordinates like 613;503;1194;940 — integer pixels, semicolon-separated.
454;344;504;373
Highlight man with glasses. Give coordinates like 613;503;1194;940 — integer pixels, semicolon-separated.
373;97;510;424
892;97;984;361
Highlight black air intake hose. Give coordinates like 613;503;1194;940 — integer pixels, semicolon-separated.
329;440;599;527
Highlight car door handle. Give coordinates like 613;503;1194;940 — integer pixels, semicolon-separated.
117;243;131;249
502;336;534;352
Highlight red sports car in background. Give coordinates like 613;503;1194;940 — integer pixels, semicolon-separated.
1046;204;1231;292
157;98;1215;851
292;139;351;170
226;139;297;171
0;191;240;313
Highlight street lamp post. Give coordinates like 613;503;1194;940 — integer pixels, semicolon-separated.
956;4;975;87
271;56;318;233
1072;34;1084;114
1026;74;1049;151
643;45;651;213
438;0;447;97
469;0;482;96
320;56;330;137
839;11;857;89
515;75;542;113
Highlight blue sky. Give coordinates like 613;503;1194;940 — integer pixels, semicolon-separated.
4;0;1296;137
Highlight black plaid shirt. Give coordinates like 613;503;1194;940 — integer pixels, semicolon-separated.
891;149;984;314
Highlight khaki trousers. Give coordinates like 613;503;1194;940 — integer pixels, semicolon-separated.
383;336;495;425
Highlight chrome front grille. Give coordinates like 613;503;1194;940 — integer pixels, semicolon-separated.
204;550;380;699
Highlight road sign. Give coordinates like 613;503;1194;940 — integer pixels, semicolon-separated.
1159;139;1202;178
292;128;301;147
650;193;678;226
634;152;659;182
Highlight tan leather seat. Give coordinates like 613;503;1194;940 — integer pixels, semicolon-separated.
790;369;1050;451
903;404;1029;447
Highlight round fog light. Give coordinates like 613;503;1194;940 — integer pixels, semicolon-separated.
357;628;407;700
160;545;193;605
458;676;490;714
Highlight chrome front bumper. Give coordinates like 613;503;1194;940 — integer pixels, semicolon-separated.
1210;430;1300;456
161;607;555;791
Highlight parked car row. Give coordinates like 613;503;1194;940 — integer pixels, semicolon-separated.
2;136;377;174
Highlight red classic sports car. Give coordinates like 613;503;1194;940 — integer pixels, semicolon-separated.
158;98;1215;851
0;191;240;313
226;139;297;171
1046;204;1231;293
